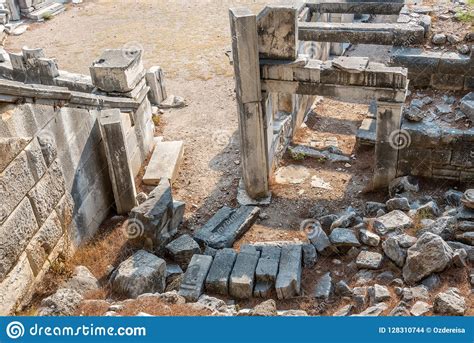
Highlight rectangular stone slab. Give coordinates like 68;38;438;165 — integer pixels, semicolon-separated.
205;248;237;295
143;141;184;186
194;206;260;249
275;245;302;299
229;248;260;299
306;0;405;15
298;22;425;46
254;246;281;297
178;254;213;302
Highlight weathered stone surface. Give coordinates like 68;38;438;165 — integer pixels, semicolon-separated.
90;49;145;93
410;301;431;316
194;206;260;249
333;304;353;316
145;66;167;105
314;272;332;300
353;302;388;316
24;138;47;182
445;189;464;207
129;180;173;245
356;251;383;270
386;197;411;211
0;254;34;315
166;234;201;269
25;211;63;275
373;210;413;235
257;5;298;60
179;254;212;302
169;200;185;234
329;228;360;247
275;245;302;299
433;288;466;315
352;286;368;310
255;245;280;297
205;248;237;295
447;241;474;263
403;233;454;284
0;197;38;281
308;221;332;255
359;229;380;247
143;141;184;185
460;92;474;121
230;247;260;299
335;280;352;296
38;288;83;316
382;235;407;267
389;176;419;196
418;216;456;240
365;202;386;217
368;284;391;304
402;286;429;302
37;130;57;167
110;250;166;298
0;151;36;225
302;243;317;267
0;137;30;173
389;301;411;316
415;201;441;218
27;160;65;226
65;266;99;295
250;299;277;316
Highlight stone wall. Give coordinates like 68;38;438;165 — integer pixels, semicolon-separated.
0;47;156;314
390;47;474;91
397;121;474;182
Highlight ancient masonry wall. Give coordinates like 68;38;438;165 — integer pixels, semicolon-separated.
0;47;157;314
397;121;474;182
390;46;474;91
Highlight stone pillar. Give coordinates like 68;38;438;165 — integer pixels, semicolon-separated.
230;7;269;199
99;109;137;214
372;101;404;189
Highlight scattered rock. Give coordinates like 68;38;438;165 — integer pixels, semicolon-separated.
421;274;441;290
368;284;391;304
359;229;380;247
403;233;454;284
386;198;411;212
353;302;388;316
382;236;407;267
38;288;83;316
250;299;277;316
314;272;332;300
432;33;446;45
373;210;413;235
329;228;360;247
389;301;411;316
333;304;353;316
365;202;386;217
433;288;466;315
159;95;186;109
410;301;431;316
64;266;99;295
356;251;383;270
389;176;419;196
302;243;317;268
335;280;352;296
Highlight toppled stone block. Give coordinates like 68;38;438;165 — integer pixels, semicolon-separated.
302;243;317;268
255;246;281;297
143;141;184;186
329;228;360;247
146;66;167;105
169;200;185;235
307;221;332;255
194;206;260;249
460;92;474;121
110;250;166;298
179;254;213;302
129;179;173;248
90;49;145;93
165;234;201;270
229;247;260;299
205;248;237;295
275;245;302;299
65;266;99;295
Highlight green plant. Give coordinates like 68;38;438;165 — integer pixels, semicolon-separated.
455;9;474;23
291;151;306;161
42;12;53;21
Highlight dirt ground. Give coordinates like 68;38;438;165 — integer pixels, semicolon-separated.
7;1;473;316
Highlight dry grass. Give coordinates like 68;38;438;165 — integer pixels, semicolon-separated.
117;298;210;317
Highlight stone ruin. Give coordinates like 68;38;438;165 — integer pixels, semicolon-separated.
0;0;473;317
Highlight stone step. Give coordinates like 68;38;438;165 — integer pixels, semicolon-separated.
356;118;376;146
193;206;260;249
143;141;184;186
26;2;65;21
178;254;213;302
205;248;237;295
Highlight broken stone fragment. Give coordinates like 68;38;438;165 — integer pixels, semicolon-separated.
433;288;466;316
386;197;411;211
194;206;260;249
314;272;332;300
382;235;407;267
275;245;302;299
229;247;260;299
110;250;166;298
205;248;237;296
64;266;99;295
165;234;201;270
37;288;83;316
368;284;390;305
329;228;360;247
254;245;281;298
352;302;388;316
158;95;186;109
359;229;380;247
